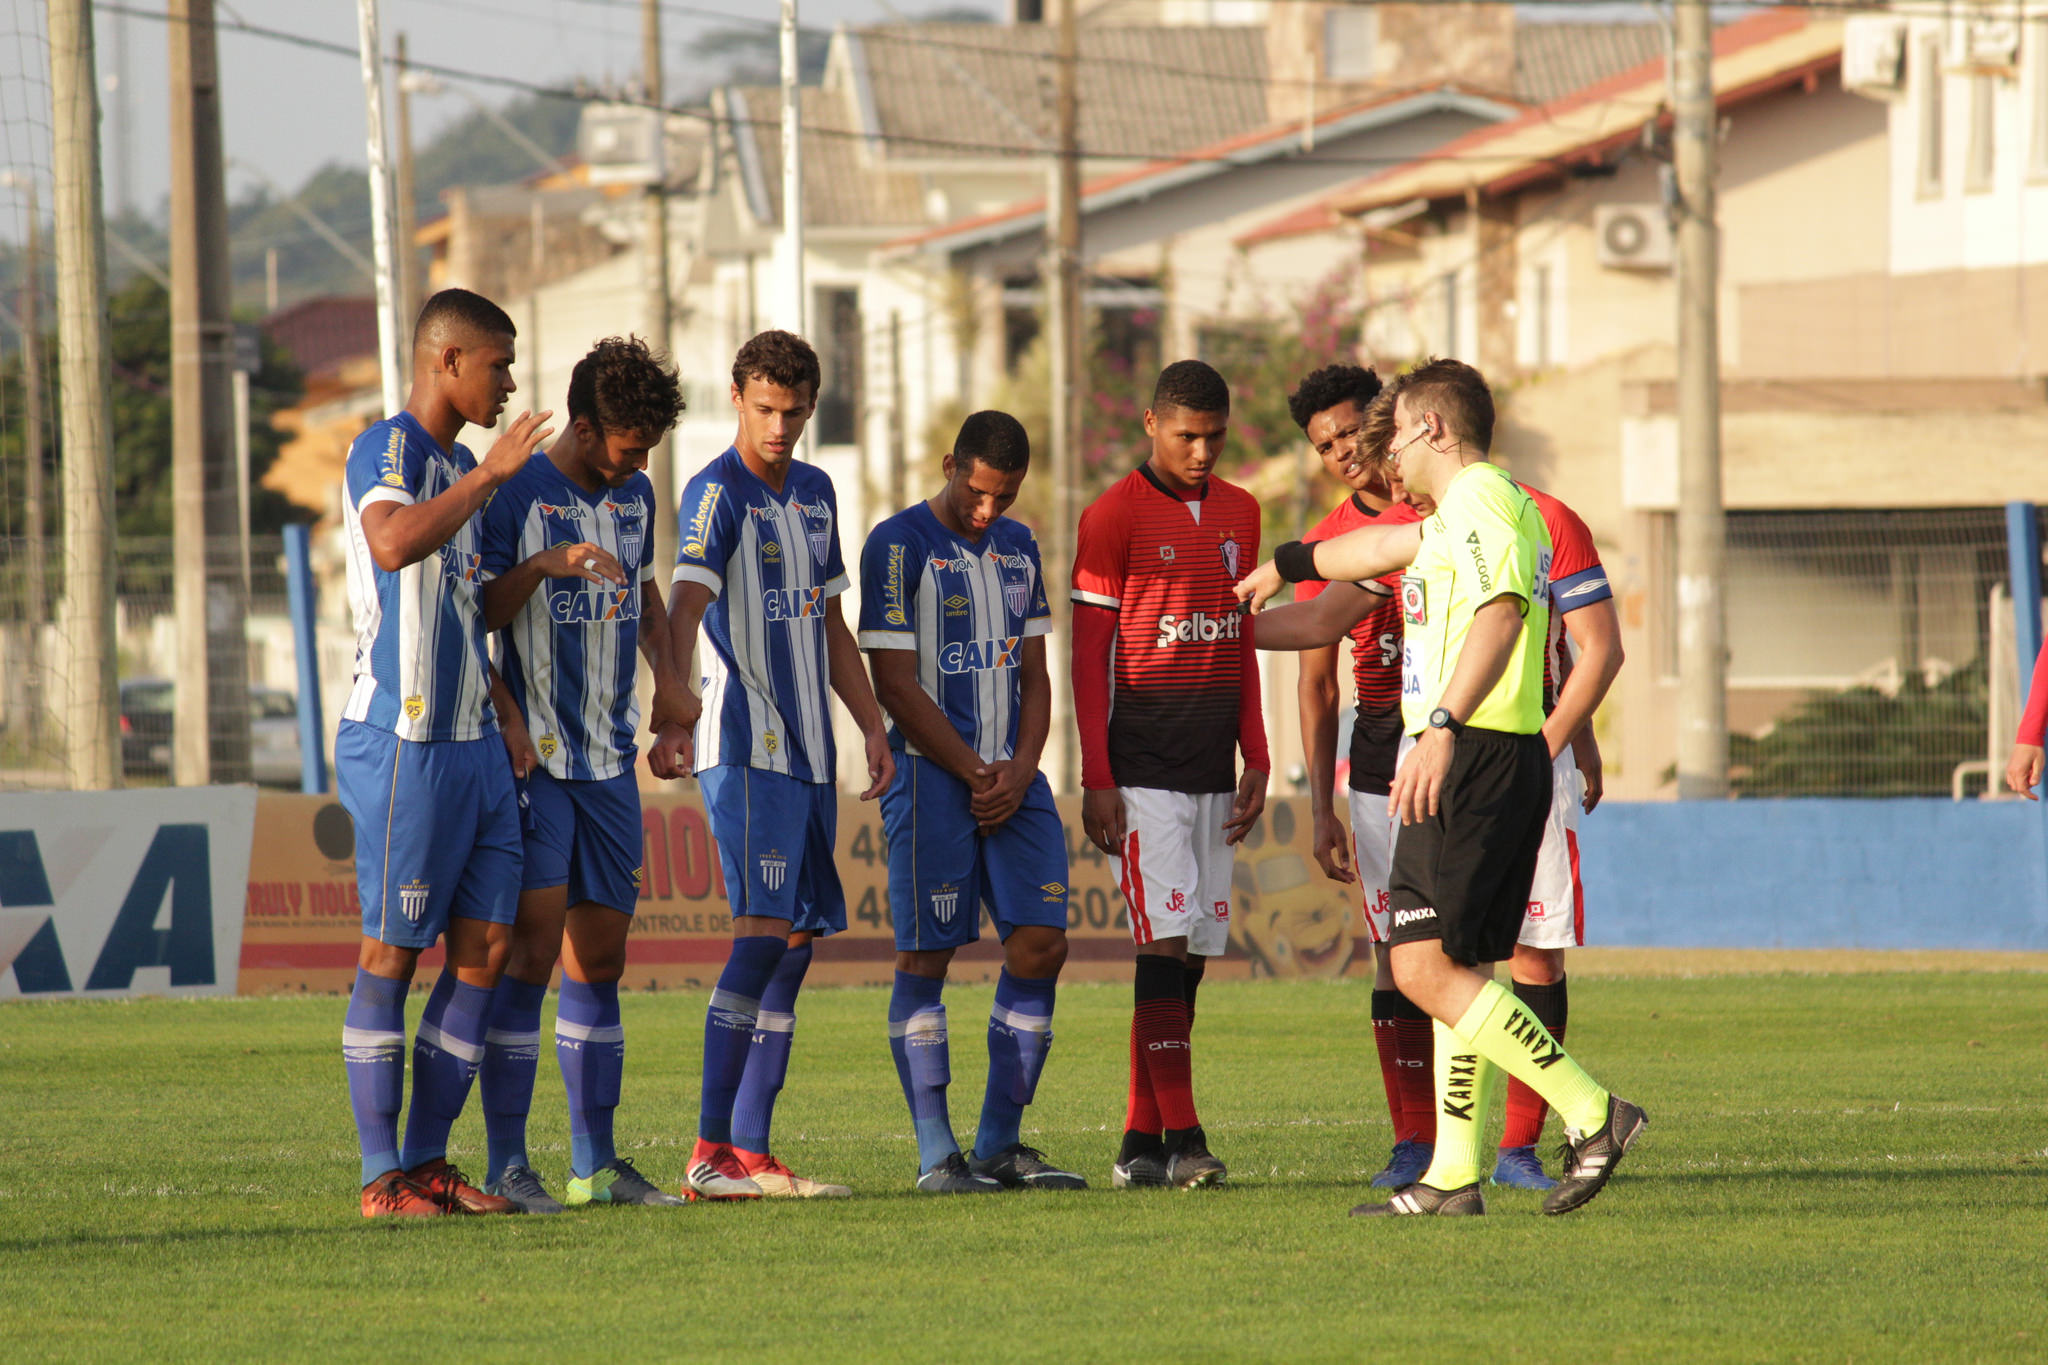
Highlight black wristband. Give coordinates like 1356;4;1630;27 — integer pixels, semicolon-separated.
1274;540;1325;583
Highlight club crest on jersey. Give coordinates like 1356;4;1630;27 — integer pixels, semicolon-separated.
620;529;644;567
398;879;431;923
403;695;425;720
1004;579;1029;616
1400;574;1427;626
1158;544;1175;564
759;850;788;891
1218;534;1241;580
931;885;960;924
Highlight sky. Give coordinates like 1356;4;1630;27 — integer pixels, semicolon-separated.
0;0;949;237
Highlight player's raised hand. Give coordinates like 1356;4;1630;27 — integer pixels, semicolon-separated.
1223;767;1267;846
1311;806;1354;883
647;721;693;780
2004;742;2044;799
969;759;1031;828
1390;729;1452;826
537;540;626;586
499;713;540;780
1234;559;1286;614
480;409;555;484
1081;787;1126;858
859;727;894;801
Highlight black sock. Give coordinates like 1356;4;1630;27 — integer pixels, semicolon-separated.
1119;1129;1164;1163
1512;975;1568;1037
1182;957;1207;1030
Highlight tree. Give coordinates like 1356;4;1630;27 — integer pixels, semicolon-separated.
1728;661;1987;797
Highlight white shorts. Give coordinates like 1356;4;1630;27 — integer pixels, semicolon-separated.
1521;749;1586;949
1346;787;1397;943
1112;787;1235;957
1387;734;1585;950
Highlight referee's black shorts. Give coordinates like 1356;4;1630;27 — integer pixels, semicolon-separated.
1387;726;1550;967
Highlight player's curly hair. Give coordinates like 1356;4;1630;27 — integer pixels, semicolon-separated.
954;410;1030;472
1286;363;1381;434
1385;356;1494;454
1150;358;1230;416
566;336;684;441
732;329;822;402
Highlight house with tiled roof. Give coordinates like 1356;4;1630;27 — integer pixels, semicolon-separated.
1237;5;2048;800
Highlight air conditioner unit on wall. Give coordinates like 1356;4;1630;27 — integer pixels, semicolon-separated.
1594;205;1672;271
1843;14;1907;95
1947;10;2021;72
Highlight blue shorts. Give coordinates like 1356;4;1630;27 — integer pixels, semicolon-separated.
336;720;521;949
879;754;1070;953
520;766;643;914
699;764;845;936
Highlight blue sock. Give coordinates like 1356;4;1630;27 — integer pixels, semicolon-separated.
887;970;956;1173
975;969;1057;1161
698;935;786;1145
558;977;624;1178
479;975;546;1185
732;940;810;1156
343;969;410;1187
399;973;492;1171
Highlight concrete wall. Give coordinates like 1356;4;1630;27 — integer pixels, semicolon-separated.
1582;799;2048;948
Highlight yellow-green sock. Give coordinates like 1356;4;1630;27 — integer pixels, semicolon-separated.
1452;978;1608;1134
1418;1020;1497;1190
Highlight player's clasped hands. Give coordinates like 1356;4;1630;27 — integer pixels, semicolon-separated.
480;408;555;483
1234;559;1287;614
970;759;1032;832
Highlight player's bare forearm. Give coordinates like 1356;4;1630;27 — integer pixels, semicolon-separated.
870;648;985;786
667;580;713;684
488;668;538;778
1298;644;1340;818
1434;595;1526;723
1314;520;1422;583
1541;598;1624;759
1254;582;1377;651
358;466;508;573
636;577;684;688
1011;636;1052;772
825;602;888;740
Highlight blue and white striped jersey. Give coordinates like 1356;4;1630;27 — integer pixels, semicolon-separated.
480;456;655;781
856;502;1052;764
341;411;497;741
671;447;848;783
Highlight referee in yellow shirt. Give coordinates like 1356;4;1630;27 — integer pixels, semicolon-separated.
1238;359;1645;1217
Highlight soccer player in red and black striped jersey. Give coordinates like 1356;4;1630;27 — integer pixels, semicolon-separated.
1282;366;1435;1191
1072;359;1268;1190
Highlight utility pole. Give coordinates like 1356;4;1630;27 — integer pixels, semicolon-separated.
168;0;250;785
1672;0;1726;798
355;0;403;415
47;0;119;789
641;0;675;568
1043;0;1081;792
777;0;806;341
15;179;48;744
393;31;420;338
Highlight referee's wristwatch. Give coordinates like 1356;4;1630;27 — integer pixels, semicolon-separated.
1427;707;1464;737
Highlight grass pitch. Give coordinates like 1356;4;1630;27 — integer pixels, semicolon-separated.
1;969;2043;1363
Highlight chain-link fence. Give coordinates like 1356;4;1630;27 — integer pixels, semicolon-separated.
1718;507;2027;798
0;533;317;790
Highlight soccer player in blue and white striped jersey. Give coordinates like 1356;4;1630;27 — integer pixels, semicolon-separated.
668;330;894;1199
472;336;693;1213
338;288;550;1219
858;410;1083;1193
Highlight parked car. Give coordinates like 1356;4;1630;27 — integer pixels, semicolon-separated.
119;677;303;786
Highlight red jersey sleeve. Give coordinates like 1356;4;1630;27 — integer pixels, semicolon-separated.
2020;637;2048;746
1072;602;1118;790
1238;633;1269;772
1071;495;1129;609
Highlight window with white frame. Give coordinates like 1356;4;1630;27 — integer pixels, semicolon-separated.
1917;32;1945;197
1324;7;1376;82
1966;74;1996;192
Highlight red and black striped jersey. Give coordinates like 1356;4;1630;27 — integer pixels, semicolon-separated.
1299;494;1420;794
1073;463;1260;794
